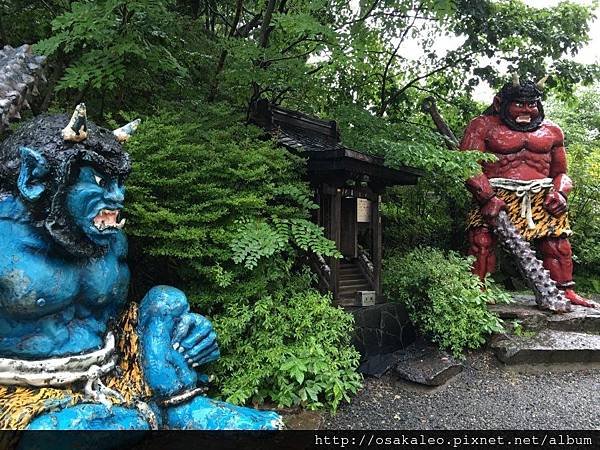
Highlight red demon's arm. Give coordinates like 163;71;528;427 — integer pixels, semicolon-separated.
460;117;495;205
549;130;573;197
544;124;571;217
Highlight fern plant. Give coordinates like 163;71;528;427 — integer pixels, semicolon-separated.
124;102;360;411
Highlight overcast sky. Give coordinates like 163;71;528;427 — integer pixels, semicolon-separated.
473;0;599;100
346;0;599;101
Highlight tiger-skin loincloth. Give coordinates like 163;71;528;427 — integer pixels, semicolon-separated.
0;302;152;431
466;186;572;241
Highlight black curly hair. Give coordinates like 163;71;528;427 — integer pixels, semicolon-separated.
496;80;545;132
0;114;131;258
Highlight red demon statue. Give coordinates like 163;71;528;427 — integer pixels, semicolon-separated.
460;74;595;308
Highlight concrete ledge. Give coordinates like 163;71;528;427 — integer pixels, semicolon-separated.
490;294;600;334
491;329;600;364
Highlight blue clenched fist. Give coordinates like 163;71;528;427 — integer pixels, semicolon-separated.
172;312;220;369
138;286;217;397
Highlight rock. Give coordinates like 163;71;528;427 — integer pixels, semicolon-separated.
350;303;415;360
283;410;323;430
393;340;463;386
358;350;403;377
490;294;600;334
491;329;600;364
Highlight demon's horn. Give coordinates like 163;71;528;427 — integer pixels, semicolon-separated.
62;103;88;142
512;73;520;87
113;118;141;143
536;75;549;90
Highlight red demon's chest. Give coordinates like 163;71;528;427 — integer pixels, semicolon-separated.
485;125;556;155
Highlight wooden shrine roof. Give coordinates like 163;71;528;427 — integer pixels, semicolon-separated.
249;99;423;186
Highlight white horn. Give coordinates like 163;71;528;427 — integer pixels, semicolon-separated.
512;73;520;87
113;118;141;143
62;103;88;142
536;75;549;90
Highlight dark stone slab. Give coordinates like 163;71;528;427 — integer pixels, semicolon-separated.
350;303;415;361
490;294;600;334
491;329;600;364
393;339;463;386
358;350;404;377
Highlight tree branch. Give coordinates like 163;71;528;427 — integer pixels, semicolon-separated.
235;11;262;37
338;0;380;27
207;0;244;101
261;44;320;65
384;52;476;112
229;0;243;37
377;1;423;116
258;0;277;48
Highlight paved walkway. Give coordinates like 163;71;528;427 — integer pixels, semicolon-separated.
324;350;600;430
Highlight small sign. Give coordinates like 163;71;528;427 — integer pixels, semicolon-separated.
356;291;376;306
357;198;371;223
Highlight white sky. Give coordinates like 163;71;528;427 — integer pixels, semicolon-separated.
473;0;599;101
346;0;599;102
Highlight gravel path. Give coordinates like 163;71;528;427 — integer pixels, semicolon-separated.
324;351;600;430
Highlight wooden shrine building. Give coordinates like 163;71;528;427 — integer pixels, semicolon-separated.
250;100;423;307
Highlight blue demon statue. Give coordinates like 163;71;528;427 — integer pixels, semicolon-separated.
0;102;282;435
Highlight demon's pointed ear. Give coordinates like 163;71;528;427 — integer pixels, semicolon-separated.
17;147;48;201
493;95;502;112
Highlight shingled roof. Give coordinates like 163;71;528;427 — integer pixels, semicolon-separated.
249;99;423;186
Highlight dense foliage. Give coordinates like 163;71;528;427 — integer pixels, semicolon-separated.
383;248;511;357
213;281;361;411
546;87;600;292
3;0;600;408
123;102;355;409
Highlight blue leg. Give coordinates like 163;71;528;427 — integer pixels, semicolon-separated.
20;404;149;449
165;395;283;430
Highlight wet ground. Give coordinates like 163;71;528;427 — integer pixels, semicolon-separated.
320;350;600;430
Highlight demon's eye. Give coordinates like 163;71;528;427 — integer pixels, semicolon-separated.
515;102;523;108
94;175;106;187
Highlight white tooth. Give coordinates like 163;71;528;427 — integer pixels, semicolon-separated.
116;218;126;229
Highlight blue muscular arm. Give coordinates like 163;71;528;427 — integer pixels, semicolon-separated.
137;285;219;398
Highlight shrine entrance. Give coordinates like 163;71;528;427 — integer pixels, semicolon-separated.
340;197;357;257
250;100;422;306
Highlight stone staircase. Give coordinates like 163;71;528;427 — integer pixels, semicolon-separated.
489;295;600;364
337;260;373;306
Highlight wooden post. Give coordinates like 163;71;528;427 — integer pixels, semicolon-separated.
330;187;342;303
372;194;382;300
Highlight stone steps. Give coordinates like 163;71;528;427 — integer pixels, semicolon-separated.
489;294;600;365
491;329;600;364
489;294;600;334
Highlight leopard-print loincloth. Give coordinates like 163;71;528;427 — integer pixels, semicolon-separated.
466;188;572;241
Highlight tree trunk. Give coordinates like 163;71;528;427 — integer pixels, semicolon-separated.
191;0;200;19
258;0;277;48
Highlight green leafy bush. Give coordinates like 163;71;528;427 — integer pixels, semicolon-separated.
212;282;362;412
569;144;600;275
124;102;334;301
383;247;509;357
546;88;600;292
124;102;359;410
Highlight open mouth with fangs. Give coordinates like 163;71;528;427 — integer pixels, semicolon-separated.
516;115;531;124
93;209;126;231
